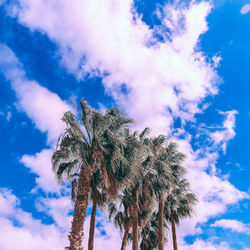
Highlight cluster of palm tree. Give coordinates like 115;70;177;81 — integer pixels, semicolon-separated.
52;99;198;250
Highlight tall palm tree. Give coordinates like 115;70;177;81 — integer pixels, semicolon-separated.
52;100;133;250
130;128;157;250
132;179;157;250
140;139;187;250
158;141;186;250
107;127;150;250
110;127;157;250
149;135;171;250
165;179;198;250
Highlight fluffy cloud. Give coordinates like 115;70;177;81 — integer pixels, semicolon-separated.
10;0;220;134
21;149;60;193
36;196;72;230
212;219;250;234
169;133;248;242
241;4;250;15
0;188;19;216
0;189;67;250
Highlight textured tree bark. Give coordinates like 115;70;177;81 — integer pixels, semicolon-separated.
158;197;165;250
121;218;131;250
67;167;91;250
132;190;139;250
88;200;97;250
171;214;178;250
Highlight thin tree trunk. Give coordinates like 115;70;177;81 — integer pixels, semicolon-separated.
88;200;97;250
171;214;178;250
132;190;139;250
158;197;165;250
67;167;91;250
121;218;131;250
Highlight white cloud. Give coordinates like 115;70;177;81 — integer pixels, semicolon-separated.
0;188;19;216
210;110;238;154
181;239;230;250
36;196;72;230
169;136;248;242
212;219;250;234
0;189;67;250
20;149;61;193
9;0;220;134
241;4;250;15
0;44;72;145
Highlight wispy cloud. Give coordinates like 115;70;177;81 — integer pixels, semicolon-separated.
241;4;250;15
210;110;238;154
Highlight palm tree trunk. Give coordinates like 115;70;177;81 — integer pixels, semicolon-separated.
132;190;139;250
158;197;165;250
67;167;91;250
171;213;178;250
88;200;97;250
121;218;131;250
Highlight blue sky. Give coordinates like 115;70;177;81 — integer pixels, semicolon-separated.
0;0;250;249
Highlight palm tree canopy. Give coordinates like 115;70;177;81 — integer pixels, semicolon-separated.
52;99;136;199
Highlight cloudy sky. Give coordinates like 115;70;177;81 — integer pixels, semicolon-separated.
0;0;250;249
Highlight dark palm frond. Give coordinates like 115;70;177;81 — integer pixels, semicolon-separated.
56;160;79;184
139;128;150;142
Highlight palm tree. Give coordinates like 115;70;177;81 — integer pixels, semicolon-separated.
149;135;171;250
165;179;198;250
109;127;157;250
130;132;177;250
130;128;157;250
106;127;151;250
140;139;187;250
139;136;181;250
158;141;186;250
52;100;133;250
